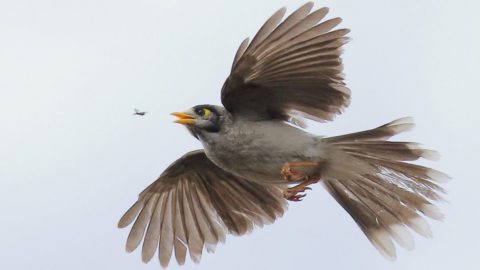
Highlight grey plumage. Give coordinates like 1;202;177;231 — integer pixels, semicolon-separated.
119;2;447;267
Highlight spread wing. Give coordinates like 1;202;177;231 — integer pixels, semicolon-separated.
118;150;287;267
221;2;351;124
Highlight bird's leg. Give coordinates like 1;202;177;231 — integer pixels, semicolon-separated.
281;161;322;181
281;161;323;201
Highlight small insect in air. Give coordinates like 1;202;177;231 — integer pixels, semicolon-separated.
132;108;147;116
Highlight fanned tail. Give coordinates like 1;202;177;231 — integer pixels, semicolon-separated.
320;117;449;260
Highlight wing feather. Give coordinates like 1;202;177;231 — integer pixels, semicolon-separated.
231;38;249;71
118;199;144;229
244;7;286;55
159;191;175;268
222;4;350;124
189;183;219;245
118;150;286;267
141;193;165;262
172;183;188;265
258;7;330;56
181;183;204;263
126;194;159;252
254;2;314;54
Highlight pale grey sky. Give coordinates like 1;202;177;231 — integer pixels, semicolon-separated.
1;0;479;269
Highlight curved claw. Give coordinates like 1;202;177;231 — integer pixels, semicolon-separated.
290;193;306;202
283;190;308;202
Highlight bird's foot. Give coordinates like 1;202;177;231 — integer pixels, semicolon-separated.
283;178;320;202
283;186;312;201
281;160;323;201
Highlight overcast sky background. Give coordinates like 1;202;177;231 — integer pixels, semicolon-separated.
1;0;479;269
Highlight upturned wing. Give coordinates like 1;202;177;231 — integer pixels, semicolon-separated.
118;150;287;267
221;2;351;124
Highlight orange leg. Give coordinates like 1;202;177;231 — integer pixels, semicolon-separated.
281;161;322;181
281;161;323;201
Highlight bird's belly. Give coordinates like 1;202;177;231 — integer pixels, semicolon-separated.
204;142;305;184
209;151;286;183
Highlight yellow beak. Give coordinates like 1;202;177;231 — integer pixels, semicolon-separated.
170;112;196;125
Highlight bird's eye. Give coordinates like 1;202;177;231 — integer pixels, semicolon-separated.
195;108;211;118
195;108;204;116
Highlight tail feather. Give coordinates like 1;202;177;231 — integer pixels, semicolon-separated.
354;155;447;202
323;117;415;143
331;141;440;161
320;117;448;260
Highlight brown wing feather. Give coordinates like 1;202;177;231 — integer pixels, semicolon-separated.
118;150;287;267
222;3;350;124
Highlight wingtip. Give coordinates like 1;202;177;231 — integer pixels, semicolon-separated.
159;256;172;269
117;219;128;228
300;2;315;13
142;253;153;264
125;245;135;253
275;6;287;18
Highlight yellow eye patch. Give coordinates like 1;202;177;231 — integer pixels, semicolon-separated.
202;108;211;118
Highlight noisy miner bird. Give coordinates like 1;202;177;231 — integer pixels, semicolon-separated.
118;2;448;267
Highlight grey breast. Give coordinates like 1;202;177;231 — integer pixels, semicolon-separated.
200;119;319;183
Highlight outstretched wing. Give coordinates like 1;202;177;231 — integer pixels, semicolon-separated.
118;150;287;267
221;2;350;124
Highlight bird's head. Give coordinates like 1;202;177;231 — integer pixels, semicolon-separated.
171;105;226;139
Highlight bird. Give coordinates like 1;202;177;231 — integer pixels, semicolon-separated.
133;108;147;116
118;2;448;268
